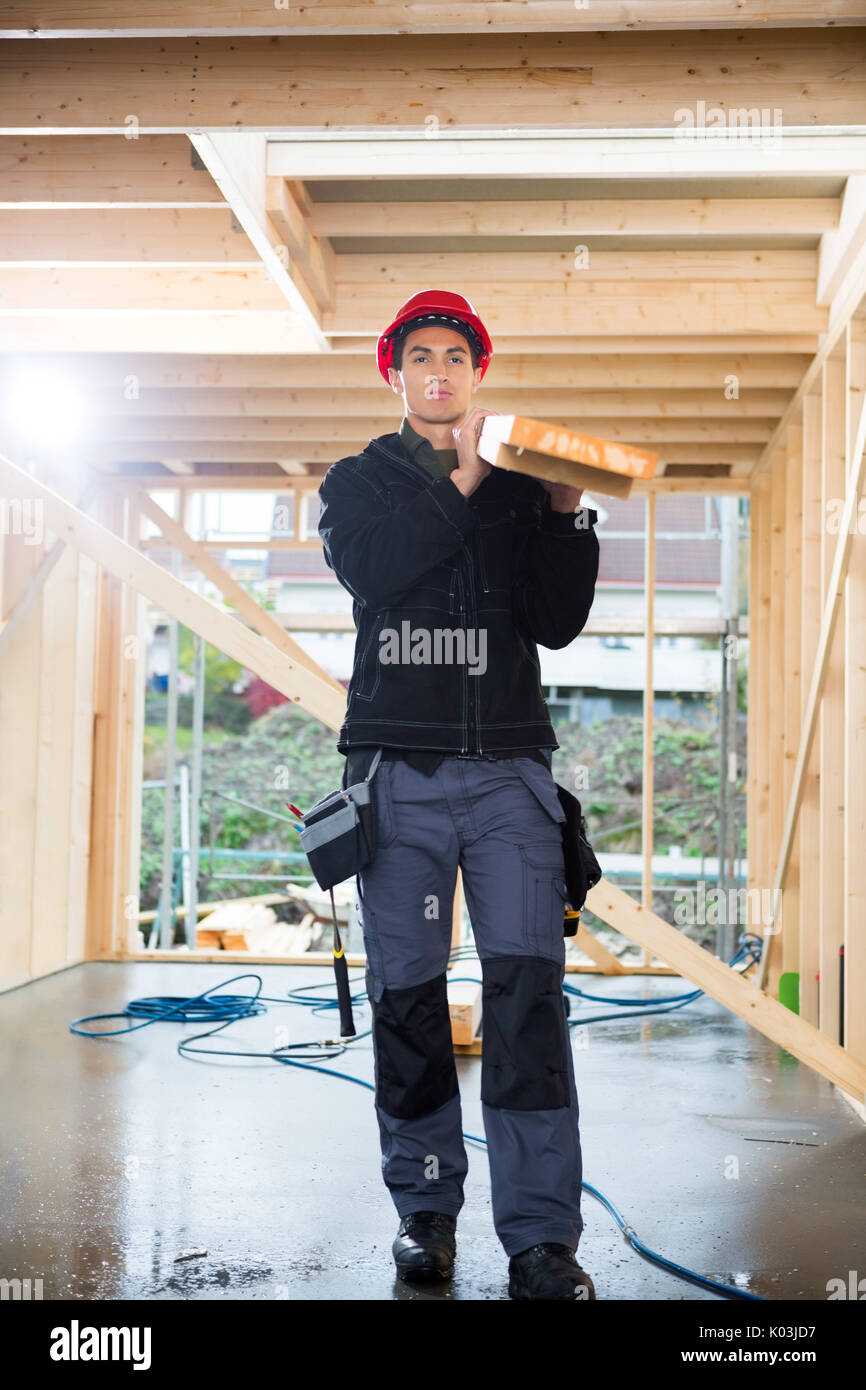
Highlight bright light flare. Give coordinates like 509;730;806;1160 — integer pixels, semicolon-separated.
0;365;92;453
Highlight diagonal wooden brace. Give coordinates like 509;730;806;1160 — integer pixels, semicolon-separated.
134;487;346;697
0;452;347;733
588;877;866;1103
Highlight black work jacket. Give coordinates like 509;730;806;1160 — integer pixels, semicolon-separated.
317;429;600;756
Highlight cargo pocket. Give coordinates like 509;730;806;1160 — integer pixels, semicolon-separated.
371;757;397;850
511;756;567;828
519;840;569;960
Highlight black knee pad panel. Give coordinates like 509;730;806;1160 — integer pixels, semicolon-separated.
370;972;459;1120
481;955;570;1110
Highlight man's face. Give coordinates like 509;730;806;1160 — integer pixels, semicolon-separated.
387;323;482;424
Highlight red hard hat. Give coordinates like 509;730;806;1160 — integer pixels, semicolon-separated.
377;289;493;383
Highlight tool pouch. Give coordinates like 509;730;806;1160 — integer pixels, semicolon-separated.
298;748;383;891
555;781;603;933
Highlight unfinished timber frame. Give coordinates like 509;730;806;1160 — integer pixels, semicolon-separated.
1;4;865;1111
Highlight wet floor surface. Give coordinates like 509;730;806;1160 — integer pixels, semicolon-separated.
0;960;863;1301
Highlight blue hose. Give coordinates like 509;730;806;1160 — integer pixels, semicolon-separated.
69;940;768;1302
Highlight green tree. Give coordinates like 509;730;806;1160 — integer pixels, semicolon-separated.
177;627;243;692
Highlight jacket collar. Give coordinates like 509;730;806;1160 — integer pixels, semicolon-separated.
364;431;437;487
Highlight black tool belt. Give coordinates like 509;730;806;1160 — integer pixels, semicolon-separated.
298;748;383;892
555;781;603;933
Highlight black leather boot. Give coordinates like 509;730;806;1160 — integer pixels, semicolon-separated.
508;1243;596;1300
392;1211;457;1280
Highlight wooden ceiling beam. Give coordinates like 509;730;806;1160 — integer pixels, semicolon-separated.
4;0;864;38
0;208;259;262
324;334;821;355
2;32;863;132
0;351;813;391
817;174;866;307
188;133;329;341
3;320;822;355
2;282;826;332
0;265;290;310
3;314;331;353
327;282;827;336
265;176;335;313
270;135;866;181
311;197;840;240
87;415;774;443
336;250;819;283
0;135;223;206
89;387;793;419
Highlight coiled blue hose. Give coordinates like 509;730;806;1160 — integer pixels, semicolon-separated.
69;937;768;1302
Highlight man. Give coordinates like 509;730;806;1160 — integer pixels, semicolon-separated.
317;289;600;1300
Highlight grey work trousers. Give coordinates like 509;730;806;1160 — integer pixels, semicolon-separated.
355;750;585;1258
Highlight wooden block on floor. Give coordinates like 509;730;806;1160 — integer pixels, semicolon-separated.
447;979;482;1047
196;929;223;949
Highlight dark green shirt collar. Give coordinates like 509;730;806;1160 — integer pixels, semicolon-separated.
399;416;458;477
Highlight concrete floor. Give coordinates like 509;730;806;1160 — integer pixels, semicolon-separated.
0;959;863;1301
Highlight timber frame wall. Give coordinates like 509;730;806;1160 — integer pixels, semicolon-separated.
747;309;866;1064
0;5;865;1110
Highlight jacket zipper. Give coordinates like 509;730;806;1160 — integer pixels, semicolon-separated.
455;568;468;754
478;538;490;594
367;434;480;754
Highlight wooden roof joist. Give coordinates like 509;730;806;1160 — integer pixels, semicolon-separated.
0;278;829;329
0;208;263;263
4;0;866;38
333;251;819;282
85;416;776;444
1;237;821;279
268;136;866;182
85;387;795;420
327;282;828;336
0;266;293;311
3;313;327;353
324;334;821;356
2;322;823;354
755;223;866;473
1;31;864;133
1;350;816;390
309;197;840;240
0;136;223;206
